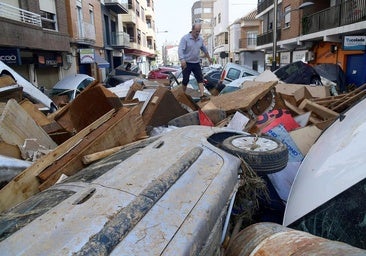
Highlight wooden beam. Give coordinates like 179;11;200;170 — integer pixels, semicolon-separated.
0;109;116;213
38;105;147;191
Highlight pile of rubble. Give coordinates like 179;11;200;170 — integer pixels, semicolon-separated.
0;71;365;213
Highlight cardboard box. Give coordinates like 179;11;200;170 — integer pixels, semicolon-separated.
289;125;322;156
276;83;330;106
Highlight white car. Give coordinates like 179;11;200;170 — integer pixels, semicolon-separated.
284;97;366;250
51;74;95;102
0;61;57;113
0;125;288;255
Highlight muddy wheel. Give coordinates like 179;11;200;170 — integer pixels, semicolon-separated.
221;135;288;174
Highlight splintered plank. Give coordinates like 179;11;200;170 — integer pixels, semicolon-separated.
299;99;339;120
20;99;52;127
38;105;147;191
0;109;116;213
0;99;56;149
208;81;277;114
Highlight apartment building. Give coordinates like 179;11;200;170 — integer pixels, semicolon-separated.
192;0;215;65
120;0;156;75
228;9;265;72
0;0;70;89
101;1;129;70
256;0;366;86
65;0;109;82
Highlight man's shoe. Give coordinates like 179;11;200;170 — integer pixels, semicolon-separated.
200;95;210;101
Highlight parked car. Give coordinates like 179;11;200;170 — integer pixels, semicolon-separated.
51;74;95;103
274;61;322;85
104;63;141;88
219;76;258;94
218;62;260;87
0;125;288;255
147;66;179;80
283;97;366;250
203;69;222;90
313;63;346;93
0;61;57;113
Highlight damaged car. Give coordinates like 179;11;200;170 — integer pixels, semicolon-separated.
0;125;288;255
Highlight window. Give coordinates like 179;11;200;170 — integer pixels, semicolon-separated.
40;11;56;30
194;8;202;15
39;0;57;30
141;7;145;21
247;31;257;47
218;13;221;23
89;4;94;25
203;7;212;13
284;5;291;28
77;5;83;36
136;0;140;17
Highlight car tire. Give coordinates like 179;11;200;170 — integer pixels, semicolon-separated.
310;76;322;85
221;135;288;174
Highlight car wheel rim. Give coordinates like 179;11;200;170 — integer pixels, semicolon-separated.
231;136;279;152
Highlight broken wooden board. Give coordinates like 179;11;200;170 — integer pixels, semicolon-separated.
54;82;122;133
0;109;116;213
0;141;21;159
0;75;16;87
38;105;147;191
299;99;339;120
205;81;277;114
20;99;52;127
0;99;57;149
142;86;188;127
0;86;23;103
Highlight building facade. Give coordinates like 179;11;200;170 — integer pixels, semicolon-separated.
0;0;70;89
229;9;265;72
120;0;156;75
256;0;366;86
192;0;215;66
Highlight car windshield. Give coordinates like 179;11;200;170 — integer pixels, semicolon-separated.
288;178;366;249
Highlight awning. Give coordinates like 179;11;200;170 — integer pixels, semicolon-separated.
124;48;156;58
94;53;110;68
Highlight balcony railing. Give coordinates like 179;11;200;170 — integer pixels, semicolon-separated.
239;38;257;49
258;0;273;14
111;32;130;47
0;2;41;27
257;29;281;46
104;0;128;14
76;22;96;44
303;0;366;35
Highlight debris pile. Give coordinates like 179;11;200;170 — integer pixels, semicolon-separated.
0;70;365;214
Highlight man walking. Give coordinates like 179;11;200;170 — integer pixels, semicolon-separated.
178;23;212;100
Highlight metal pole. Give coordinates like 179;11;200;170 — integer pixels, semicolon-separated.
271;0;278;71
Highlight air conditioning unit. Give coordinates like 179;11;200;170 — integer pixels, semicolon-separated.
305;51;315;61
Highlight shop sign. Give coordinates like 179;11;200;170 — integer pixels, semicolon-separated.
80;49;95;63
343;35;366;50
37;54;62;67
0;48;21;65
292;50;307;62
280;52;291;64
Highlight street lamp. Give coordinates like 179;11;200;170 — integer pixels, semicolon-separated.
271;1;314;71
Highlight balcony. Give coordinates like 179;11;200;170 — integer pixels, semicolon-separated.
257;29;281;46
0;2;41;27
110;32;130;48
303;0;366;35
104;0;128;14
258;0;273;15
76;22;96;45
239;38;257;50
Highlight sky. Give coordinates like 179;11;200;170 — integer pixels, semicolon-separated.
154;0;257;48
